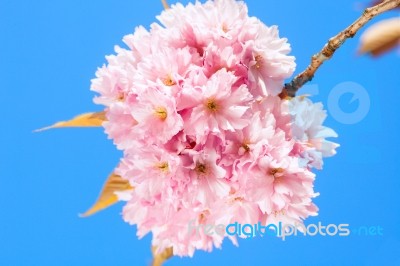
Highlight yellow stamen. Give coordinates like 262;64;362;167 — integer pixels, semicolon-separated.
255;55;263;69
199;210;210;223
205;98;219;112
269;168;285;183
156;162;169;172
273;210;286;217
154;107;168;120
195;163;208;175
163;75;176;86
241;143;250;153
117;92;125;101
269;168;284;176
222;23;228;33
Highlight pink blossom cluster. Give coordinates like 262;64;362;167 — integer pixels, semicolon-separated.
91;0;338;257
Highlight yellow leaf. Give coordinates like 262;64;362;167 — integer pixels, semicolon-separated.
297;94;311;100
359;18;400;57
161;0;169;10
152;246;173;266
35;111;106;132
80;172;133;217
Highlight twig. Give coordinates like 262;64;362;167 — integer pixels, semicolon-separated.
161;0;170;10
281;0;400;98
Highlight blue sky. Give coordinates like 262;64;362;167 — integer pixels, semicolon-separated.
1;0;399;265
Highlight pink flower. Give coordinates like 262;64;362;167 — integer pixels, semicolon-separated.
130;87;183;144
245;155;317;216
90;0;338;257
202;44;247;78
185;146;231;207
182;69;253;141
284;97;339;169
102;102;137;150
118;144;181;199
243;24;296;97
210;195;262;229
134;46;201;95
223;112;274;168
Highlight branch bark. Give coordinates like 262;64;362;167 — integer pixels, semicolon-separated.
281;0;400;98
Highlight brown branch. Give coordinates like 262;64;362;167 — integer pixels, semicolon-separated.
161;0;170;10
281;0;400;98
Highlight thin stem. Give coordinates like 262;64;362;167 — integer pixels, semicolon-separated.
161;0;170;10
281;0;400;98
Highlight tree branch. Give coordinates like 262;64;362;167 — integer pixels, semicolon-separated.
281;0;400;98
161;0;170;10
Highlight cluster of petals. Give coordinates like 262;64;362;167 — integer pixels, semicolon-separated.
91;0;338;257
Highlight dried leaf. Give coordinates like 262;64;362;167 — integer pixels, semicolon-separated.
298;94;312;100
161;0;169;10
80;172;133;217
35;111;106;132
359;18;400;57
152;246;173;266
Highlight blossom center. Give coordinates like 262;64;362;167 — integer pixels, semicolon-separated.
241;143;250;153
222;23;228;33
117;91;125;101
269;168;284;183
273;210;286;217
255;55;263;69
205;98;219;112
154;107;168;120
195;163;208;175
199;210;210;224
156;162;169;172
163;75;176;86
269;167;284;176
